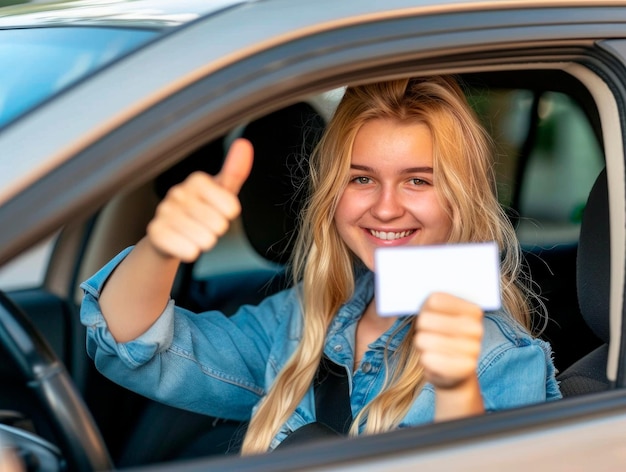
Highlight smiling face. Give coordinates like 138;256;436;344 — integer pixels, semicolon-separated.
334;118;452;271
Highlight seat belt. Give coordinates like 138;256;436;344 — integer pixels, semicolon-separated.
313;354;353;434
275;354;353;448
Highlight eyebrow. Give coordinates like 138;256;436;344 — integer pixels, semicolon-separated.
350;164;433;173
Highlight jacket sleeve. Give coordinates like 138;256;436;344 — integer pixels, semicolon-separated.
478;314;562;412
79;247;299;421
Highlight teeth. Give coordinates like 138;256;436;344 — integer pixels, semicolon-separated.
370;230;414;240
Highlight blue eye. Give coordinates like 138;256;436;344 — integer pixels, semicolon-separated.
352;176;371;184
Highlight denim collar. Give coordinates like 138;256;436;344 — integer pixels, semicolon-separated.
328;271;411;353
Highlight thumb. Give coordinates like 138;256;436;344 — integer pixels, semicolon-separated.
215;138;254;193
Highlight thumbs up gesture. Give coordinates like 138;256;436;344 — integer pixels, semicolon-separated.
146;139;254;262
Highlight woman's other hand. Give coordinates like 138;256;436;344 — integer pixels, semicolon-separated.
414;292;485;420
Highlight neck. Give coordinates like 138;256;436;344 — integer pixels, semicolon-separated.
362;299;398;331
354;300;398;371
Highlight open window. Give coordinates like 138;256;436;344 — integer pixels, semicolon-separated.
47;68;610;467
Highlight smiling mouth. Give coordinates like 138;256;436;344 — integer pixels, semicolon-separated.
369;229;416;241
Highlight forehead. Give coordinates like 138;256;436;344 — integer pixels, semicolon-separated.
351;118;433;165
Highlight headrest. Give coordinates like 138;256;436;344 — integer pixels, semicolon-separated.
576;168;610;343
154;137;225;199
239;102;325;264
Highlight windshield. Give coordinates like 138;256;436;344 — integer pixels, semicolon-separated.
0;26;158;129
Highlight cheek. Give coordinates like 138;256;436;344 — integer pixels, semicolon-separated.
410;194;446;218
334;190;362;223
414;194;453;233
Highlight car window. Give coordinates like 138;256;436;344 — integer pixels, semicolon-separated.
466;83;605;371
0;235;55;290
518;92;604;245
469;87;604;248
0;27;158;129
175;82;605;377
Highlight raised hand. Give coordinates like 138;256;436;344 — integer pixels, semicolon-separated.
146;138;254;262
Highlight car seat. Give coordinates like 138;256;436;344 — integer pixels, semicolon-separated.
557;168;611;396
179;102;325;315
240;102;324;264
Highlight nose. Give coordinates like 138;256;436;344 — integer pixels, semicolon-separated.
370;186;405;221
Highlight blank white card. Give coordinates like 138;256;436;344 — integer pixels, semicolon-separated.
374;242;501;316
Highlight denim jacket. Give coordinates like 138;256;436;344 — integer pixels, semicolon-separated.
80;247;561;451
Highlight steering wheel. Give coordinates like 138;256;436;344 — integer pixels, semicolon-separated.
0;291;113;471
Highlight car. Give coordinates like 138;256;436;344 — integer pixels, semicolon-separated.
0;0;625;470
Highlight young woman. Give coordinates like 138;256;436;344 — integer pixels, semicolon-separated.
80;76;561;455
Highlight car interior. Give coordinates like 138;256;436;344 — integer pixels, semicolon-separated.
0;68;611;467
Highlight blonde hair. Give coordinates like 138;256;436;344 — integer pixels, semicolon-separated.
241;76;538;454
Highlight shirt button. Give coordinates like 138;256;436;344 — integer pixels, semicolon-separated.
361;362;372;373
334;345;343;352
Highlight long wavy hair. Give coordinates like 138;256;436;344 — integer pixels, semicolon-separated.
241;75;538;454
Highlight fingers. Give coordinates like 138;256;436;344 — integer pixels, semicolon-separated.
147;179;231;262
414;293;484;389
214;138;254;193
146;139;254;262
179;171;243;220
